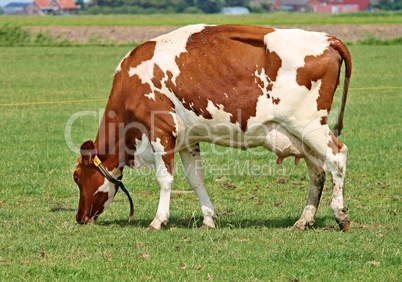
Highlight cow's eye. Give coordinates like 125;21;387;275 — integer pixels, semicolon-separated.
73;172;79;183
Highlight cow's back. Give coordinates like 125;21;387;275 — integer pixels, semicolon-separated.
116;25;343;144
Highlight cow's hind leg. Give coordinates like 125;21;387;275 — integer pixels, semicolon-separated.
179;145;217;228
293;157;326;230
300;128;350;231
326;132;350;231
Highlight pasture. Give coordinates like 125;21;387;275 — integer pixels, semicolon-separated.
1;35;401;279
1;12;402;26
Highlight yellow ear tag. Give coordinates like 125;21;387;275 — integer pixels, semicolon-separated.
93;155;102;167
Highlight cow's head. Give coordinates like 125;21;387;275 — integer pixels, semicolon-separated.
73;140;120;224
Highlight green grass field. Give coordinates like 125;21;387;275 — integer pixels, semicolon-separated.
0;42;401;280
1;11;402;26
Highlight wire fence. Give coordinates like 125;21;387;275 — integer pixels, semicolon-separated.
0;86;401;107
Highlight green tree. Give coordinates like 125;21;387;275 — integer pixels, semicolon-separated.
75;0;85;9
176;0;196;12
90;0;124;7
375;0;402;10
88;0;253;13
195;0;224;13
225;0;249;7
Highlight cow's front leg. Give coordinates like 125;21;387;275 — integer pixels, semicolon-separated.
293;158;325;230
148;137;175;231
179;146;217;228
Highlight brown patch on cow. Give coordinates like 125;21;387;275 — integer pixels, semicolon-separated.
97;40;178;168
151;64;164;90
122;68;177;174
254;75;269;96
120;41;156;72
272;97;280;105
253;50;280;100
112;54;178;163
296;47;342;111
320;116;328;125
328;131;344;155
168;25;280;131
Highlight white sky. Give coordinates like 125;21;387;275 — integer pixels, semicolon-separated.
1;0;31;6
0;0;31;6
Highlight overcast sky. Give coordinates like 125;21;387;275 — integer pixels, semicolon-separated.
0;0;90;7
1;0;30;7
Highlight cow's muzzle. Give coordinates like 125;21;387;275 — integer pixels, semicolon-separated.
76;214;98;224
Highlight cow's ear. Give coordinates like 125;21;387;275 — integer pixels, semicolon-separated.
80;140;97;166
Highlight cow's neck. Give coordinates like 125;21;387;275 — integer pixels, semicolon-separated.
94;100;125;171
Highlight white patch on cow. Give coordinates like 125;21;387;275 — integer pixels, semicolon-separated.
170;112;179;137
133;134;179;166
254;67;271;94
151;138;167;156
128;60;155;84
206;100;232;121
145;92;156;101
133;134;156;168
264;29;329;101
264;123;304;157
189;102;195;111
128;25;207;84
245;29;331;139
127;24;209;105
93;168;120;210
265;29;329;68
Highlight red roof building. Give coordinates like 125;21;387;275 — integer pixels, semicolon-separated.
339;0;370;11
27;0;78;15
270;0;369;13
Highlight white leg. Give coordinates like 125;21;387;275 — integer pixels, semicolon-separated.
147;139;175;231
297;124;350;231
148;163;173;230
179;147;217;228
326;142;350;231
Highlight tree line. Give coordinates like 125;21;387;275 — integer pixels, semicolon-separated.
76;0;270;14
374;0;402;10
74;0;402;14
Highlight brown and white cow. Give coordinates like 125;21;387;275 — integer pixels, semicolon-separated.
73;24;352;231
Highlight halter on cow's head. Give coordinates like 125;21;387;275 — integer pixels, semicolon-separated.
73;140;133;224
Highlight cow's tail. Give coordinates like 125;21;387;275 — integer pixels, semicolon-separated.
331;38;352;137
